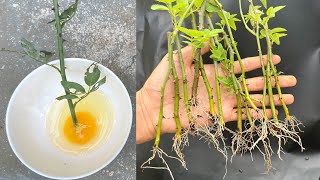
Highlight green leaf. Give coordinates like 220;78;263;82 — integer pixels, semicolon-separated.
61;81;86;94
194;0;204;8
60;0;79;28
49;0;79;28
267;6;285;18
271;33;287;45
217;11;225;21
151;4;169;11
271;27;287;34
206;3;219;13
39;50;53;63
47;19;55;24
217;76;232;86
84;63;101;86
20;38;38;59
210;43;226;61
274;6;285;13
178;27;204;36
228;16;240;31
260;0;267;9
259;29;266;39
56;94;78;101
156;0;176;3
91;76;106;92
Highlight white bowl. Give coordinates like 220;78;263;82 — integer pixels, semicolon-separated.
6;58;132;179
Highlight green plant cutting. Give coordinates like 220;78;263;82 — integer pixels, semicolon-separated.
141;0;304;179
1;0;106;127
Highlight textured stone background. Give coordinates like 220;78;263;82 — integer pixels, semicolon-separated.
0;0;136;179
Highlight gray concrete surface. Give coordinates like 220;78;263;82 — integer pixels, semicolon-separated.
0;0;136;179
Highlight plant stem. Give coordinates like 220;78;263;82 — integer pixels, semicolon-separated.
213;0;257;110
175;36;192;124
1;49;61;72
264;26;290;120
255;24;268;121
154;50;172;149
168;32;182;137
199;55;216;116
245;103;253;127
264;25;278;122
206;14;225;124
53;0;78;126
238;0;255;36
170;0;197;44
191;1;207;101
223;33;243;132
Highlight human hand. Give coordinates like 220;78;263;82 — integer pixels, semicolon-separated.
136;43;297;144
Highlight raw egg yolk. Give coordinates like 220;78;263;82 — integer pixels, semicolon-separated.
63;112;97;145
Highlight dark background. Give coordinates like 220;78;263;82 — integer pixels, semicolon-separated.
136;0;320;179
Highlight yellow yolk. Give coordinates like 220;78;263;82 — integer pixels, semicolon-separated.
63;112;97;145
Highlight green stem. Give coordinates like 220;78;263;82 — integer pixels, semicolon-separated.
213;0;258;110
245;103;253;127
191;1;207;101
168;33;182;137
170;0;197;44
238;0;255;36
199;55;216;116
175;36;192;123
154;48;172;148
224;33;243;131
264;25;278;122
239;0;269;121
206;14;225;124
264;24;289;120
255;24;268;121
53;0;78;126
192;50;200;101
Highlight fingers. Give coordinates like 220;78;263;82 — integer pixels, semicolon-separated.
230;108;278;121
246;75;297;92
233;55;281;74
178;42;210;67
249;94;294;107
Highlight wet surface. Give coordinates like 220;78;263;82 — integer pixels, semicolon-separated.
0;0;135;179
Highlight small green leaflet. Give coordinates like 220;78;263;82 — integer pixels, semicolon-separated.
156;0;176;3
39;50;54;63
259;29;266;39
266;6;285;18
61;81;86;94
178;27;205;37
210;43;226;61
229;15;241;31
49;0;79;28
21;38;54;63
151;4;169;11
178;27;223;37
271;32;287;45
21;38;38;59
271;27;287;34
172;3;188;16
84;63;101;86
56;94;78;100
217;11;240;30
194;0;204;9
206;3;219;13
91;76;106;92
260;0;267;9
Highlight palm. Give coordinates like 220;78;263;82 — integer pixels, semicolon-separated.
140;45;296;134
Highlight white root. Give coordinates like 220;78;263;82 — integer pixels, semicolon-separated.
195;115;228;160
141;147;185;180
172;133;187;169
